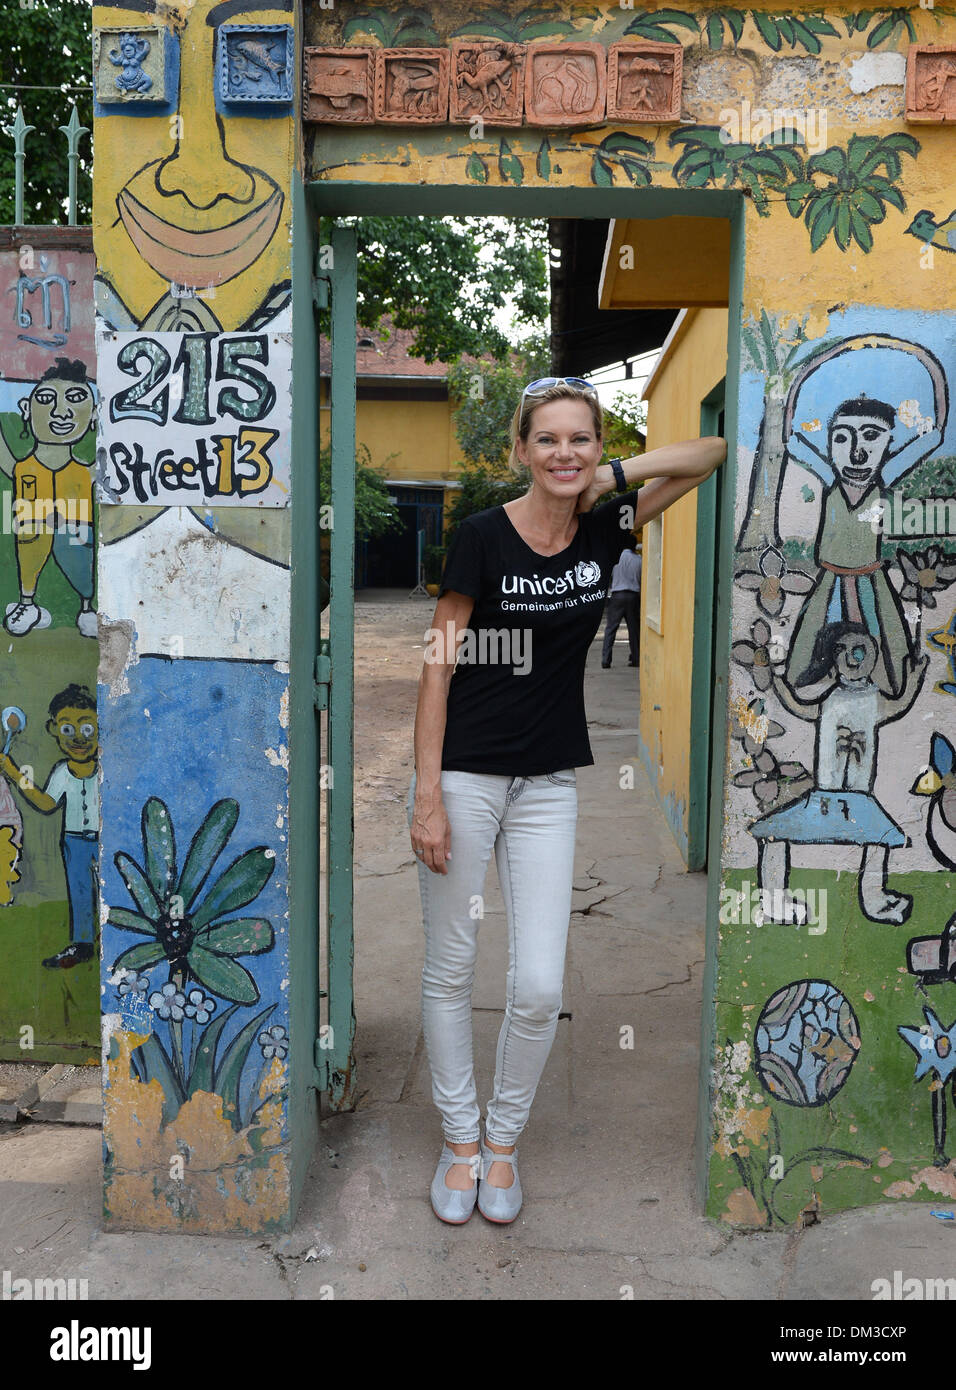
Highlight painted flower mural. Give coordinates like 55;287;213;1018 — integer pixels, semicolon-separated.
108;796;279;1130
899;1009;956;1166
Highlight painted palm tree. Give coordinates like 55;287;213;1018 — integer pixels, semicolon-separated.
784;133;919;253
670;125;805;217
342;7;439;46
452;6;601;42
736;309;841;557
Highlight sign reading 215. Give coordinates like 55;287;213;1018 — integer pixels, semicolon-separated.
96;329;292;506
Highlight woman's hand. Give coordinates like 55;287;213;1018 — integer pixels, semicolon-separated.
575;464;613;514
411;795;452;875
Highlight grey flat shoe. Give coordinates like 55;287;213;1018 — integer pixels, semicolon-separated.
430;1144;480;1224
478;1140;522;1224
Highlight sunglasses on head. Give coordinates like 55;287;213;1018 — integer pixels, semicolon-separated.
522;376;598;401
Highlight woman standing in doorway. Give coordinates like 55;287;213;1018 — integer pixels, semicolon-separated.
408;378;724;1223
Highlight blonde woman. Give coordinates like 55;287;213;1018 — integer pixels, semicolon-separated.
408;377;724;1223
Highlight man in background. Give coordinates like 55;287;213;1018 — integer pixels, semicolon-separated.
601;534;641;669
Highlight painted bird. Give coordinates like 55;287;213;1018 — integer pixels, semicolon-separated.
906;209;956;253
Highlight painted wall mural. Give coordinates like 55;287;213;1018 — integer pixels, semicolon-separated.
0;236;99;1063
717;305;956;1225
94;0;295;1232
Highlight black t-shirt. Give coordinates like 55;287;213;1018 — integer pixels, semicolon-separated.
437;492;639;775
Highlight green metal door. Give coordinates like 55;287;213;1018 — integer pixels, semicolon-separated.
314;220;357;1110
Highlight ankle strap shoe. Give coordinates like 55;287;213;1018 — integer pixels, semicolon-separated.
478;1140;523;1224
430;1144;480;1224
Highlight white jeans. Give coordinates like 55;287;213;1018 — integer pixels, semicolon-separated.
407;768;578;1145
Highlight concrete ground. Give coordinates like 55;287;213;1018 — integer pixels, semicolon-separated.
1;590;955;1301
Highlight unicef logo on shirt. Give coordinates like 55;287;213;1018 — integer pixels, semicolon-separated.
574;560;601;588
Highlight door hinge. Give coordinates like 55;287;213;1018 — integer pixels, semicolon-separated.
314;639;331;710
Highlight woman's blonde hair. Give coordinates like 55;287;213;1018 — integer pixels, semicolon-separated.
508;383;603;476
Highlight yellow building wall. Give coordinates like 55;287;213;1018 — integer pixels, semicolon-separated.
640;309;728;858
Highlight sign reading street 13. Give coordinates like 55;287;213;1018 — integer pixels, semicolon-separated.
96;329;291;506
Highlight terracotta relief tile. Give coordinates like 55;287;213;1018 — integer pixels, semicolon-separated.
608;41;682;123
304;47;374;123
906;44;956;123
524;42;606;127
449;41;525;126
373;48;450;124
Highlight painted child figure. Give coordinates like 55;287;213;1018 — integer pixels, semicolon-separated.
750;623;927;924
0;359;97;639
782;392;943;699
0;684;99;968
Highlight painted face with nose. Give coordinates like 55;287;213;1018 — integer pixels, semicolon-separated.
829;413;893;492
23;379;95;448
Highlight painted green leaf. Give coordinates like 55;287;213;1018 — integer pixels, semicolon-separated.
803;15;839;37
726;9;745;42
215;1003;276;1129
143;797;176;901
850;207;875;253
807;147;846;178
190;846;276;930
520;21;578;38
176;799;240;912
466;151;489;184
680;166;714;188
133;1033;185;1122
115;852;161;920
187;1002;238;1097
788;18;821;53
854;188;886;223
452;21;512;40
808;196;839;252
196;917;275;955
776;15;796;46
751;11;783;49
591;153;614;186
342;15;386;45
740;324;765;370
641;9;700;31
601;132;654;158
536;137;551;181
866;15;896;48
706;13;724;48
670;125;727;149
834;197;852;249
785;180;814;216
866;176;904;212
113;939;166;971
498;137;524;185
108;907;158;936
186;943;260;1004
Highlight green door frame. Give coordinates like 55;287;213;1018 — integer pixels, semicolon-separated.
688;378;727;872
296;180;745;1206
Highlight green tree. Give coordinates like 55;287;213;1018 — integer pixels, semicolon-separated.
1;0;92;225
602;392;647;459
443;463;527;548
323;215;549;364
319;443;402;543
448;335;551;469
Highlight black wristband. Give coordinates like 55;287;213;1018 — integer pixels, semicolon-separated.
608;457;627;493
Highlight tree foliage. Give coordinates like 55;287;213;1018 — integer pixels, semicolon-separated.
447;334;551;470
0;0;93;225
319;442;402;543
602;392;647;460
325;215;550;364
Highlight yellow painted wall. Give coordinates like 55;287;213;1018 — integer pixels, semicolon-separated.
319;382;461;496
640;309;728;854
